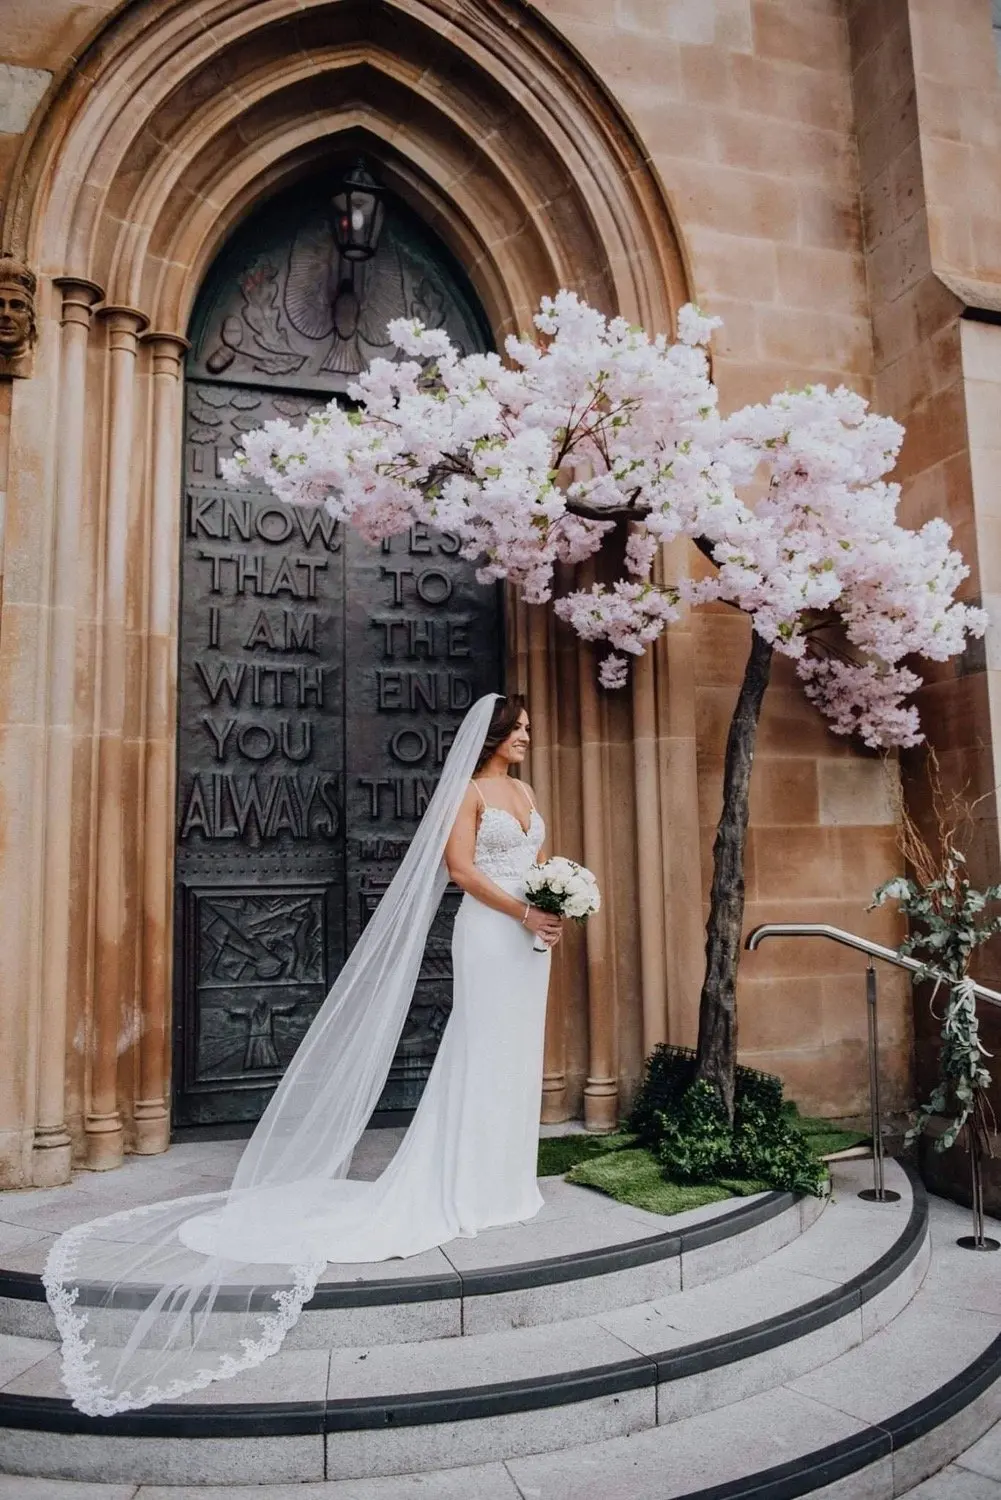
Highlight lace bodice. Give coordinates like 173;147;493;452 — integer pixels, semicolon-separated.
474;806;545;881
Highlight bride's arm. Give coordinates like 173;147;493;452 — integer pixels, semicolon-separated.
445;786;561;943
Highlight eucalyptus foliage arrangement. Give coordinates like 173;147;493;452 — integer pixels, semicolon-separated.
871;762;999;1164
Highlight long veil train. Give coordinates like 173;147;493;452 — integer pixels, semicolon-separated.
43;692;499;1416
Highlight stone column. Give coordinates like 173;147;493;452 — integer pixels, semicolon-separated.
631;648;668;1058
32;277;104;1187
86;305;148;1170
527;604;568;1121
578;639;618;1131
133;332;187;1154
654;544;704;1050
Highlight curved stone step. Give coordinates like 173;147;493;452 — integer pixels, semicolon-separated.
0;1161;927;1486
0;1180;815;1346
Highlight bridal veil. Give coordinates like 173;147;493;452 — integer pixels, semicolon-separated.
43;692;499;1416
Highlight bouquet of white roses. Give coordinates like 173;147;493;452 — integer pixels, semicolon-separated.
523;857;601;952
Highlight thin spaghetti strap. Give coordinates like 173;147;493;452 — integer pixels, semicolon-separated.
514;778;536;811
471;780;486;807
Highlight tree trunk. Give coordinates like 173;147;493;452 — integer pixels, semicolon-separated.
695;629;774;1119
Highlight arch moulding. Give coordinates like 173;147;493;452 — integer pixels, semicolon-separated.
0;0;703;1188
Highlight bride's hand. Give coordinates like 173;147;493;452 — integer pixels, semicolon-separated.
523;907;562;946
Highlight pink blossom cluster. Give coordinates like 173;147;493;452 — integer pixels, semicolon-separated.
224;292;724;605
225;293;987;748
555;383;986;745
797;658;923;749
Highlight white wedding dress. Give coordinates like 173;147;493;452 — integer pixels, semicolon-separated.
180;793;550;1263
45;694;552;1415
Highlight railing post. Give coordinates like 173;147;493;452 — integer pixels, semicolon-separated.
857;963;900;1205
956;1129;1000;1252
746;924;1001;1244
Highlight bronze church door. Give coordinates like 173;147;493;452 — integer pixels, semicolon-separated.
172;178;500;1129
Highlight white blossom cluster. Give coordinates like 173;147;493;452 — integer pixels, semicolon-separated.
224;292;987;748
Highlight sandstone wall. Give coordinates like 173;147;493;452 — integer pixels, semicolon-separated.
10;0;997;1183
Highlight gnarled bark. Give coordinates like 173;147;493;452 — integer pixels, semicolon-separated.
695;629;773;1119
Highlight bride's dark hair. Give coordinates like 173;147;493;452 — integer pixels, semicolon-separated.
473;694;527;774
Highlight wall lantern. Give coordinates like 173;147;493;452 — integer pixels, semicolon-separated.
331;159;386;263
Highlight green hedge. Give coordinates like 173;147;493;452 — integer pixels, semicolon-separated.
627;1045;827;1197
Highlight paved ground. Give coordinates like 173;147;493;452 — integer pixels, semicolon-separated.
0;1127;736;1281
0;1141;998;1499
904;1425;1001;1500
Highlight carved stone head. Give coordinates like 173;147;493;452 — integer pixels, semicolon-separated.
0;256;37;376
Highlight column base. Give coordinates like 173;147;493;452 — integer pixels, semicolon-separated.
85;1113;125;1170
541;1073;569;1124
31;1127;73;1187
132;1100;171;1155
583;1077;619;1133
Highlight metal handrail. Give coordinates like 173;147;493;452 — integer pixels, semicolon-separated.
745;922;1001;1008
745;920;1001;1248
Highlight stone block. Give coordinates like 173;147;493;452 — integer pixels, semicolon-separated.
789;1294;1001;1426
658;1311;864;1424
892;1383;1001;1496
677;41;735;106
860;1228;931;1340
616;0;717;45
0;1432;325;1487
326;1317;642;1401
679;1199;803;1289
0;1333;57;1389
462;1256;682;1334
899;1469;1001;1500
325;1387;656;1480
282;1300;461;1350
663;159;800;242
818;759;896;827
0;64;51;134
599;1260;839;1351
910;5;998;91
137;1465;524;1500
751;0;849;73
961;316;1001;385
0;1478;139;1500
959;1418;1001;1482
775;245;868;315
751;826;844;901
737;976;827;1052
731;51;850;132
0;1298;57;1342
687;228;779;303
506;1384;870;1500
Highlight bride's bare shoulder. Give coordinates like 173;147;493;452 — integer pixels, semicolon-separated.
461;781;485;816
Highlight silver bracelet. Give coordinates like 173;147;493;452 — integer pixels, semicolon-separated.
521;904;531;925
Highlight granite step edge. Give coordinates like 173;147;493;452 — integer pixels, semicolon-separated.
0;1165;926;1442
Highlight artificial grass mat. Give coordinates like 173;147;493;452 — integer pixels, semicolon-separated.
535;1114;869;1218
795;1114;870;1159
568;1147;769;1215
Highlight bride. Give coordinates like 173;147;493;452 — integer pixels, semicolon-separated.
44;692;562;1415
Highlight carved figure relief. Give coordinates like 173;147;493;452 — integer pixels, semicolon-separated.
0;255;37;378
190;191;486;394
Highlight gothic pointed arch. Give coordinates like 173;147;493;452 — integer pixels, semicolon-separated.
4;0;691;337
0;0;698;1182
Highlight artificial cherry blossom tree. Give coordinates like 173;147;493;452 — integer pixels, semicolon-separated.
226;293;987;1119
